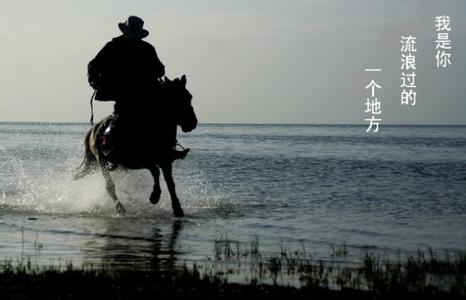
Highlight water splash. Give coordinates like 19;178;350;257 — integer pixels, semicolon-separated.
0;145;227;217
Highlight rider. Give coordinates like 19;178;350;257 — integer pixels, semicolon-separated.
87;16;188;163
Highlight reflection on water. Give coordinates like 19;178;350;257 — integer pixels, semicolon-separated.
82;219;183;271
0;210;185;271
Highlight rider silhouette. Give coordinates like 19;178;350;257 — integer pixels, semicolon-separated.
88;16;188;163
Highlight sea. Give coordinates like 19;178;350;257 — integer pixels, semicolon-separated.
0;123;465;274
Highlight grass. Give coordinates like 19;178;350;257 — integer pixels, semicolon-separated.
202;237;466;294
0;237;465;299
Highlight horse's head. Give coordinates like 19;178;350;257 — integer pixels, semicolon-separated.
163;75;197;133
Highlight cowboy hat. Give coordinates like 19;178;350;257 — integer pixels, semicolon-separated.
118;16;149;39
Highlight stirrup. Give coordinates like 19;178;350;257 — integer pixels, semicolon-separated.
174;143;186;151
172;143;190;160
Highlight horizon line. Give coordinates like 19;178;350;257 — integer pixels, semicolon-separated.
1;121;465;126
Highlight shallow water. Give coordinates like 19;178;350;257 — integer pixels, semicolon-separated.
1;123;465;271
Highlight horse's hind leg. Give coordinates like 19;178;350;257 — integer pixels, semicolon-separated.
161;164;184;217
99;161;126;214
148;166;162;205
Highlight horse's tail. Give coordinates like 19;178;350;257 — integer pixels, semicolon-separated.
74;128;97;180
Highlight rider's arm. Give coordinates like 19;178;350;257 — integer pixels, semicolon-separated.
149;45;165;78
88;42;113;89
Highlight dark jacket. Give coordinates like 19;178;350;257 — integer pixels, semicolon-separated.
88;35;165;102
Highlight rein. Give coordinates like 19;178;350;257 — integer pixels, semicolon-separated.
89;89;97;125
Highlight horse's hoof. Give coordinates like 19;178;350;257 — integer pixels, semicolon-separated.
150;191;161;205
173;207;184;218
115;202;126;215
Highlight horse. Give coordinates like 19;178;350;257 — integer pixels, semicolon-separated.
74;75;197;217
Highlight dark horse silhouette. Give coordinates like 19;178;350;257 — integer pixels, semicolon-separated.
74;75;197;217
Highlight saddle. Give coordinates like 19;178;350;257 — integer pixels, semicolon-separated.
97;115;189;169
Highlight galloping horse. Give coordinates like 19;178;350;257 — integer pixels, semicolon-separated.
74;75;197;217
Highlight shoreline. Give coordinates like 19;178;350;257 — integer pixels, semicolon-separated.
0;263;463;299
1;246;464;299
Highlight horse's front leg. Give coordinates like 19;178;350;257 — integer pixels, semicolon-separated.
161;163;184;217
99;160;126;214
148;166;161;205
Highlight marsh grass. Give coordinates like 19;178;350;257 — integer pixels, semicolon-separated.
1;237;465;298
195;237;466;294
